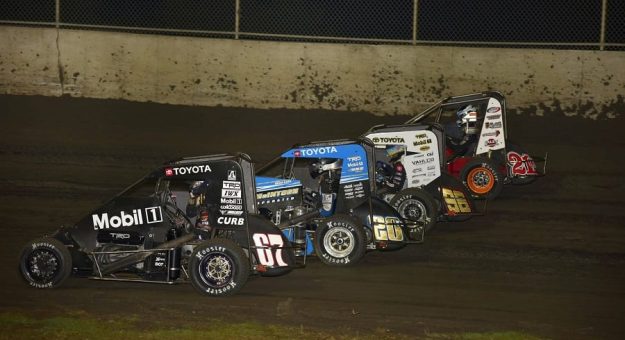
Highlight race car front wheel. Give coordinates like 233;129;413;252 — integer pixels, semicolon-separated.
189;238;250;297
19;237;72;289
315;215;366;266
390;188;438;234
460;158;504;200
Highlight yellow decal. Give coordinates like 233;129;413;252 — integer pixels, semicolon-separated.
442;188;472;213
372;215;404;241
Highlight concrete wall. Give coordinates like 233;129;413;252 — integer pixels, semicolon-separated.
1;26;623;119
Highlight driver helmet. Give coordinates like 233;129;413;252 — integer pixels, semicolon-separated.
310;158;342;178
456;105;478;134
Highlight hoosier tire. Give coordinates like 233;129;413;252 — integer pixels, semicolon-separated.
314;215;366;266
460;157;504;200
390;188;438;233
189;238;250;297
19;237;72;289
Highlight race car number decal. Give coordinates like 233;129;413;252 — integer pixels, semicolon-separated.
507;151;538;176
252;233;288;267
372;215;404;241
442;188;471;214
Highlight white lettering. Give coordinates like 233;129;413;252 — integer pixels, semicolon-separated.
171;164;212;175
92;207;162;230
300;146;338;156
217;216;245;226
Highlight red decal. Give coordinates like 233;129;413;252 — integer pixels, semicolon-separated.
507;151;538;176
165;168;174;176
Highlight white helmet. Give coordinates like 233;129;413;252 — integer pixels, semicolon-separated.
456;105;478;134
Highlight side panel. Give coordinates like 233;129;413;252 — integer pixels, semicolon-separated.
476;98;506;155
425;173;475;216
351;198;406;250
366;130;441;188
247;214;296;274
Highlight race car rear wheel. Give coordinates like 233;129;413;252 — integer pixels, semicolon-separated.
389;188;437;233
189;238;250;297
460;158;504;200
19;237;72;289
315;215;366;266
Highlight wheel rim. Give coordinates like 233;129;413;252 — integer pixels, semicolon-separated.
323;226;355;259
26;249;60;284
198;252;234;288
467;167;495;194
397;198;429;224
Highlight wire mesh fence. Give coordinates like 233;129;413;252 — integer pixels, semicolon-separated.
1;0;623;50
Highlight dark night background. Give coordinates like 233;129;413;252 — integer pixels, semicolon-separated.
1;0;624;47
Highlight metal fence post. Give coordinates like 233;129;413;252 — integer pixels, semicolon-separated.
412;0;418;45
600;0;607;51
235;0;240;39
55;0;60;28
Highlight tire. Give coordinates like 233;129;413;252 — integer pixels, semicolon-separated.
189;238;250;297
389;188;438;233
19;237;72;289
314;215;366;266
505;142;538;185
460;158;504;200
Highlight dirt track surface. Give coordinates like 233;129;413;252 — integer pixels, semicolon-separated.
1;94;624;339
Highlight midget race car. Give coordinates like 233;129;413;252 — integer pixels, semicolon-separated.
363;123;477;231
256;139;423;266
19;154;296;297
406;91;546;199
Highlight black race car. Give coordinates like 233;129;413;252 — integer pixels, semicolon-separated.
19;154;296;296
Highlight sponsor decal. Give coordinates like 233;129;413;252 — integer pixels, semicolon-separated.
412;168;423;173
485;139;498;147
92;206;162;230
486;114;501;120
485;121;502;129
412;179;420;184
228;170;236;181
371;137;405;144
217;216;245;225
411;157;435;165
415;133;428;139
257;188;299;200
220;209;244;216
487;106;501;113
419;145;430;152
347;156;361;162
220;204;242;211
507;151;538;176
109;233;130;240
413;138;432;147
164;165;211;176
222;181;241;189
427;165;436;171
347;160;364;168
221;189;241;198
294;146;338;157
220;197;242;204
481;130;501;137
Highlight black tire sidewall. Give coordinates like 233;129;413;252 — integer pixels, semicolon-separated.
19;238;72;289
390;189;437;233
189;239;250;297
460;158;504;200
315;216;366;266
